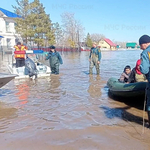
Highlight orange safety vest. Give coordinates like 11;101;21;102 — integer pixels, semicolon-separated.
14;45;27;58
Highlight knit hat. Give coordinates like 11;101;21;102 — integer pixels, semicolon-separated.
139;35;150;45
49;45;55;49
17;42;21;45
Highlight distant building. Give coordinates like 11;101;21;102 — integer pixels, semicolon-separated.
116;45;120;49
126;42;137;49
0;7;22;51
98;38;117;50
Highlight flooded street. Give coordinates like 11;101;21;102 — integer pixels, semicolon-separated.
0;50;150;150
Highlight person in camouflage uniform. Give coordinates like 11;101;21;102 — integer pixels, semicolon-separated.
89;42;101;75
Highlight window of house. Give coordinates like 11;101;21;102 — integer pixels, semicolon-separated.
14;23;17;33
15;39;19;44
7;38;11;48
5;21;10;32
0;39;2;51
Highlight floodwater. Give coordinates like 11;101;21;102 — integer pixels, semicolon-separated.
0;50;150;150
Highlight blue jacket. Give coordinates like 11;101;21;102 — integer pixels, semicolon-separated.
89;47;101;61
140;45;150;81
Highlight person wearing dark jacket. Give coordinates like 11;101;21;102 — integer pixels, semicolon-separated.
139;35;150;128
119;65;131;83
45;45;63;74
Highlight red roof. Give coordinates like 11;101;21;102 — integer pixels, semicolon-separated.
104;38;117;47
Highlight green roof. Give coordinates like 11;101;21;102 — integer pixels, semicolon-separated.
126;43;137;48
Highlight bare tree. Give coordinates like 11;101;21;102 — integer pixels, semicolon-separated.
53;22;64;46
113;40;126;48
90;33;105;43
61;12;84;48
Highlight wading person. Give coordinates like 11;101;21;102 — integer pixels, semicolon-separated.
139;35;150;128
89;42;101;75
45;45;63;74
14;42;27;68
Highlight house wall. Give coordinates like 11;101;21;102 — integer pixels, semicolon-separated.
111;46;116;50
98;40;110;49
98;39;116;50
0;17;22;51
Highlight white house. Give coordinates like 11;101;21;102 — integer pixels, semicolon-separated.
0;7;22;51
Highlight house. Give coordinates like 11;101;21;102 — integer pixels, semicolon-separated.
126;42;137;49
98;38;117;50
0;7;22;51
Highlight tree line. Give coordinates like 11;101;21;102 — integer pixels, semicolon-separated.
13;0;125;48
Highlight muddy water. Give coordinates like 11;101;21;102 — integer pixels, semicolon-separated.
0;50;150;150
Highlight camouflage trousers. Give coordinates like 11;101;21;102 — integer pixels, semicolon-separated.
89;55;100;75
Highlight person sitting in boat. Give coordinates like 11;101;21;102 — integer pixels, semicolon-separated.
119;65;131;83
25;56;37;79
45;45;63;74
127;59;147;83
14;42;28;68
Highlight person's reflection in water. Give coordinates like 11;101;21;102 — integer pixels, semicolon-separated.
87;75;102;98
49;74;61;94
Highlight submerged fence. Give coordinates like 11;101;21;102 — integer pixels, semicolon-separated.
32;47;82;52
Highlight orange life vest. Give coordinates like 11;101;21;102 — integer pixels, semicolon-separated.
14;45;27;58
